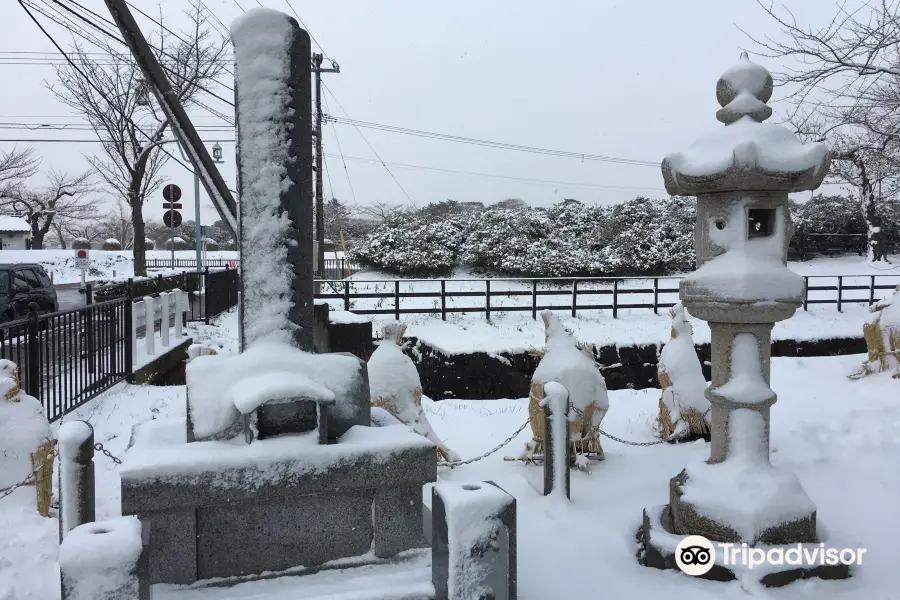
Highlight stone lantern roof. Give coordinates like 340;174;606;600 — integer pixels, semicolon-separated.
661;52;831;196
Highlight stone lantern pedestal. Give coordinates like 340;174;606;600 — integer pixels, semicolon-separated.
637;53;852;587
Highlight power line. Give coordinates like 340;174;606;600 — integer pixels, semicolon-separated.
323;154;665;193
322;82;414;204
15;0;192;173
327;116;660;168
283;0;330;61
324;93;357;204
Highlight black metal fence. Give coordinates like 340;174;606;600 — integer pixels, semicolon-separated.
0;269;241;422
0;299;130;422
146;257;358;279
314;273;900;320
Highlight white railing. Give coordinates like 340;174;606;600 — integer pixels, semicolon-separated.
132;289;189;361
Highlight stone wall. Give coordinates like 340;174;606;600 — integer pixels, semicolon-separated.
404;336;867;401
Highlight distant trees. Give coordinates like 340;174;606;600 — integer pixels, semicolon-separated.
0;148;97;249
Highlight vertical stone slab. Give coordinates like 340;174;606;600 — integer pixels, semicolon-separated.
142;509;197;585
432;481;517;600
232;9;314;351
373;485;428;558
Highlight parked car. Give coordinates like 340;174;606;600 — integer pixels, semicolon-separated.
0;264;59;323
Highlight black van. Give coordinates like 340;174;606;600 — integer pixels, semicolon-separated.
0;263;59;323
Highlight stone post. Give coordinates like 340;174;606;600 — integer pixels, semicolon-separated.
432;481;517;600
540;382;570;499
59;516;149;600
58;420;95;541
232;8;314;352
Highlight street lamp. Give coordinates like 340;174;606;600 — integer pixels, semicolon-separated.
212;143;223;163
195;143;225;286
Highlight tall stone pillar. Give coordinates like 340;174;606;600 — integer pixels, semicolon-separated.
638;52;850;586
232;8;314;351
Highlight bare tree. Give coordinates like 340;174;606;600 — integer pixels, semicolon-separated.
0;170;96;249
0;147;39;193
749;0;900;260
48;2;229;275
96;200;137;250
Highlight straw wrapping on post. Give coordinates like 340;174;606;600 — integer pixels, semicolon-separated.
526;312;609;461
851;284;900;380
368;322;461;461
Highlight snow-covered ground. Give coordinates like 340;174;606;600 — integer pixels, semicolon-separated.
2;320;897;598
0;250;240;284
320;256;900;354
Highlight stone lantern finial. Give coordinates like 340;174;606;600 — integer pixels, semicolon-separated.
715;51;773;124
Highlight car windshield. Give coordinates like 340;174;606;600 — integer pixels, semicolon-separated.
0;271;7;295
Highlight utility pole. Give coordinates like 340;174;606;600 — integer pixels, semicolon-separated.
312;53;339;282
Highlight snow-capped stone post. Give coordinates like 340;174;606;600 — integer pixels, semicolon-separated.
232;8;314;352
639;53;848;586
58;420;96;540
59;516;149;600
432;481;517;600
540;381;570;499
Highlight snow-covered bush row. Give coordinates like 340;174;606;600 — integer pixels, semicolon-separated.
791;195;900;238
351;197;696;277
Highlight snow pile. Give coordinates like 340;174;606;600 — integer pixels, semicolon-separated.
527;311;608;461
368;322;461;461
436;482;513;599
657;303;709;438
684;203;804;302
231;8;299;348
58;516;143;600
682;408;816;543
0;361;51;492
121;423;433;484
186;339;363;439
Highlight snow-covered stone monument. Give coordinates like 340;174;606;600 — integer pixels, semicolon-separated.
638;53;850;586
117;8;435;590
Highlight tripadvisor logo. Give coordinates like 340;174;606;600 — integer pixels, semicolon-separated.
674;535;867;576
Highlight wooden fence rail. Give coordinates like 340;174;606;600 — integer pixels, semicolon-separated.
314;274;900;321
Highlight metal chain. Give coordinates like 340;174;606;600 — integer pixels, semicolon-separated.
441;403;709;468
0;446;58;502
441;416;535;469
94;442;122;465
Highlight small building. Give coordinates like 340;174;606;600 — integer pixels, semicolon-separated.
72;237;92;250
102;238;122;251
0;216;32;250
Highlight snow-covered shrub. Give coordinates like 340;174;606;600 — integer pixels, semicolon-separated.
791;195;867;236
351;213;469;275
851;283;900;379
595;196;695;275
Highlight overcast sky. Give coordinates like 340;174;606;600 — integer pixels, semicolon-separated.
0;0;848;224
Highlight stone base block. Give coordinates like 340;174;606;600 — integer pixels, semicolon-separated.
669;468;817;545
637;505;852;588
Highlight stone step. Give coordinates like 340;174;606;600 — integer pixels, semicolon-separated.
153;551;434;600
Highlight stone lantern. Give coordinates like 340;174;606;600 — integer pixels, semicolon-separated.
638;53;849;586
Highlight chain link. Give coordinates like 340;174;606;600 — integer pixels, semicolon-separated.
94;442;122;465
440;404;709;467
0;446;57;502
